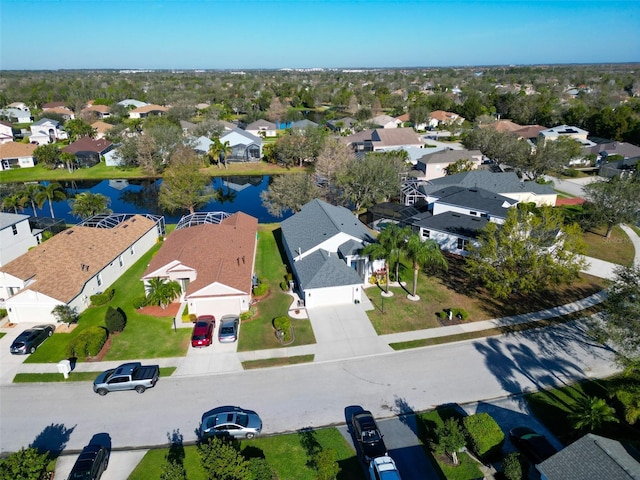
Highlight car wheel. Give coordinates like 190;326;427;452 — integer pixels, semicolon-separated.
29;346;36;354
97;388;108;396
47;329;53;336
245;432;255;439
135;385;146;394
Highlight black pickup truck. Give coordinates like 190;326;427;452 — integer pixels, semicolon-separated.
93;362;159;395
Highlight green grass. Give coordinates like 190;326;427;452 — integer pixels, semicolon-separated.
128;427;362;480
238;225;316;352
242;354;314;369
24;244;191;364
13;367;176;383
583;225;636;266
0;332;5;339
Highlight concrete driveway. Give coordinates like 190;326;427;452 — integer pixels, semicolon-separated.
54;450;147;480
0;322;50;384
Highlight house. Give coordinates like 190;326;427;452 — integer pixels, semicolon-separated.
428;111;465;128
219;128;262;161
180;120;197;135
343;127;424;153
0;142;37;170
118;99;147;109
0;214;164;323
370;114;401;129
82;104;111;119
280;199;383;308
7;102;29;111
0;213;42;267
0;120;14;144
41;101;67;109
326;117;357;134
42;106;75;120
142;212;258;318
128;104;168;119
401;171;557;207
290;119;319;130
245;119;277;138
62;137;114;168
29;118;68;145
479;119;524;133
192;136;214;155
536;433;640;480
538;125;591;146
91;120;114;140
0;108;33;124
586;140;640;164
414;148;483;180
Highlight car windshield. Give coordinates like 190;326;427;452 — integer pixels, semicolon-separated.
363;430;381;442
195;321;208;328
220;327;234;334
12;342;26;347
193;334;207;340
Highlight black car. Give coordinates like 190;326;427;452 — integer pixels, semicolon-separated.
10;324;55;354
351;410;387;461
509;426;558;464
67;444;109;480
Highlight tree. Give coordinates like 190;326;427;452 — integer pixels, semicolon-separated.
60;152;77;172
260;173;320;217
198;437;252;480
314;137;354;194
160;460;187;480
137;135;164;175
2;193;24;214
363;224;411;293
465;205;587;299
35;182;66;218
159;146;217;214
51;304;79;326
65;118;96;140
582;173;640;237
462;128;529;168
19;183;42;217
145;277;182;309
208;138;232;169
404;235;448;300
569;396;619;432
33;143;61;169
408;103;430;129
70;192;112;220
435;417;466;465
314;448;340;480
112;135;140;168
275;126;326;167
444;158;475;176
0;447;50;480
513;137;582;181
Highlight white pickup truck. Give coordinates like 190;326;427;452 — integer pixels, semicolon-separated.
93;362;159;395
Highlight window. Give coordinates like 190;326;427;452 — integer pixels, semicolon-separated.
457;238;469;251
130;246;135;255
11;225;17;235
118;255;123;267
97;273;103;287
470;211;477;216
421;229;430;239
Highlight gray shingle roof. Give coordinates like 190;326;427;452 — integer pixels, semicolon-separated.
408;211;489;239
417;148;482;165
421;171;555;196
537;434;640;480
0;212;30;230
430;186;515;219
281;199;374;255
294;249;363;289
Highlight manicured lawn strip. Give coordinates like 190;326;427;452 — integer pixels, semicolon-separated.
389;306;603;350
417;408;483;480
128;427;362;480
13;367;176;383
24;244;191;364
525;373;640;447
241;354;314;370
239;225;316;352
0;332;5;339
583;225;635;266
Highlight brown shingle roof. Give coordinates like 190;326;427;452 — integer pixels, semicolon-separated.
0;215;158;303
42;101;66;109
62;137;112;154
479;119;523;133
83;105;111;114
130;104;169;114
372;127;423;147
43;106;74;116
91;121;114;134
144;212;258;295
0;142;37;159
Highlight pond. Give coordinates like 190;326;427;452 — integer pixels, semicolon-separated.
18;175;290;225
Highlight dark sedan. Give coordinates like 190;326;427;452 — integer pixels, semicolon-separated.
351;410;387;462
10;324;55;354
509;426;559;464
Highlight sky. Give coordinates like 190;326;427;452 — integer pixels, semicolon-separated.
1;0;639;70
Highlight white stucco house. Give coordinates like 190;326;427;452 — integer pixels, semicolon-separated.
0;213;42;268
280;199;383;308
0;108;32;124
0;120;14;144
29;118;68;145
245;119;277;137
0;214;164;323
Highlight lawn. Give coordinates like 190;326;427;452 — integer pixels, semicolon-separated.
583;225;636;266
128;427;362;480
367;254;607;335
24;244;191;364
238;224;316;352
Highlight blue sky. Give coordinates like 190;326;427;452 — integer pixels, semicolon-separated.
1;0;638;69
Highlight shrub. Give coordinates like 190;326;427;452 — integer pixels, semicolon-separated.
240;307;256;321
90;288;114;307
51;304;79;326
253;278;268;297
280;281;288;291
67;326;108;358
0;308;7;318
105;306;126;333
462;413;504;461
273;316;292;342
248;457;274;480
502;452;525;480
451;308;469;321
132;296;148;309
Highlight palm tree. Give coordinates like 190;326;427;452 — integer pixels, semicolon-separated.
35;182;66;218
2;194;24;214
146;277;182;309
70;192;112;220
569;396;619;432
19;183;42;217
363;224;411;294
208;138;232;169
404;234;448;300
363;241;391;294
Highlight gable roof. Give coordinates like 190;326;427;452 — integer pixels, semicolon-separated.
294;249;363;289
514;125;546;139
245;119;276;130
430;186;515;217
281;199;374;256
143;212;258;295
291;119;319;129
130;104;168;114
220;127;261;145
62;137;113;155
118;99;147;108
371;127;423;148
371;114;399;126
423;170;555;196
0;212;31;230
430;110;462;123
408;210;490;239
0;142;37;159
537;434;640;480
32;117;61;127
0;215;158;303
479;119;523;133
82;105;111;114
417;148;482;165
42;101;66;109
91;121;114;134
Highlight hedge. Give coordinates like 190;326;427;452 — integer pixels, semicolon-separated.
273;316;292;342
105;306;126;333
90;288;115;307
67;326;108;358
462;412;504;460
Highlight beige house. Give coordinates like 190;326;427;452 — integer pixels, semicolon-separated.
0;142;37;170
128;104;169;119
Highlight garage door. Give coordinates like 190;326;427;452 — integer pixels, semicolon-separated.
193;297;241;319
305;285;355;308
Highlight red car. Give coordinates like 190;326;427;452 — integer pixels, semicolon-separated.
191;315;215;347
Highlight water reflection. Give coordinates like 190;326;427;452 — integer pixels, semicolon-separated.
17;175;286;224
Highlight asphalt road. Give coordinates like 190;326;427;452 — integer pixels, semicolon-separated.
0;319;618;456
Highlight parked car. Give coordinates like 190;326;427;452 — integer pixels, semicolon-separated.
369;454;402;480
66;443;109;480
218;314;239;343
351;410;387;461
192;315;215;347
93;362;159;395
509;426;558;464
200;406;262;440
10;324;55;354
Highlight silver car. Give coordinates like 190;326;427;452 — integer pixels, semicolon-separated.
218;315;239;343
200;406;262;440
